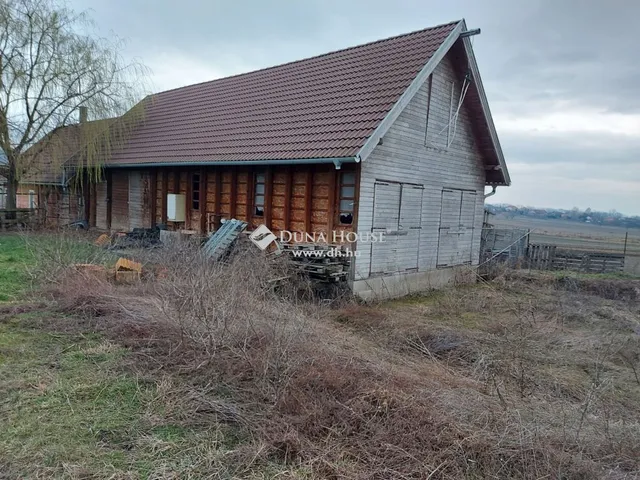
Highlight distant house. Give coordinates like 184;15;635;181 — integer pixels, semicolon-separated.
0;113;111;226
38;19;511;297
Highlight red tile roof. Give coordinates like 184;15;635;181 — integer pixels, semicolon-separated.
107;21;459;165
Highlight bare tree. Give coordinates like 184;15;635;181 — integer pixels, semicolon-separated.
0;0;148;211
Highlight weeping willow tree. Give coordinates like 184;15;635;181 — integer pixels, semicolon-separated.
0;0;148;211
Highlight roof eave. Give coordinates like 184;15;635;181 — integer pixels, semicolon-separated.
459;20;511;186
355;19;511;187
105;156;358;169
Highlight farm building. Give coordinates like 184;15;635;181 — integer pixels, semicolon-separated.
0;111;112;227
35;19;511;298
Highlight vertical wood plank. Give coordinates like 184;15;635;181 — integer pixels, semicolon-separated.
304;167;313;233
265;166;273;229
83;173;90;224
185;169;192;227
199;167;207;234
283;166;292;231
90;180;97;227
214;169;222;228
173;168;179;193
230;167;237;219
150;169;157;227
161;170;168;224
327;167;336;239
245;167;253;223
352;163;362;231
106;169;112;230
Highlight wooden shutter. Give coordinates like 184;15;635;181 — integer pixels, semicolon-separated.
397;184;423;271
437;189;477;267
370;182;401;275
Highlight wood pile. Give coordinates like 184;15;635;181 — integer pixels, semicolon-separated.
281;243;351;283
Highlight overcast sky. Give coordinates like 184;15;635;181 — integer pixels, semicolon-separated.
70;0;640;215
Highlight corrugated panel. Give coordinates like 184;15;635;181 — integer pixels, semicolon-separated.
203;219;248;260
96;182;107;230
111;171;129;231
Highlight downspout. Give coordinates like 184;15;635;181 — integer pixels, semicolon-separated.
484;186;497;199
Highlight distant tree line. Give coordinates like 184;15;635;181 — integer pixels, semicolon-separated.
487;204;640;229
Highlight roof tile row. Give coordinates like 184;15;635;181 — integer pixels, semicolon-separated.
108;22;458;165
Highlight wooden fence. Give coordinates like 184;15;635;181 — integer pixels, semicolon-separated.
480;228;530;265
526;244;625;273
527;244;556;270
0;208;42;230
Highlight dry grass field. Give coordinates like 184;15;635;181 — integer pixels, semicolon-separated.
492;215;640;256
1;233;640;479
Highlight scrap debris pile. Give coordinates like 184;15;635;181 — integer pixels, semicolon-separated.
89;219;352;287
95;228;162;250
204;219;351;283
281;243;351;283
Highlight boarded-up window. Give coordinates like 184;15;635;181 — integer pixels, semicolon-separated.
436;189;477;267
425;73;454;150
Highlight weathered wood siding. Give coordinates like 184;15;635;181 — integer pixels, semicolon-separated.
95;182;107;230
141;163;357;238
110;171;129;231
14;184;85;227
129;171;151;229
355;51;486;281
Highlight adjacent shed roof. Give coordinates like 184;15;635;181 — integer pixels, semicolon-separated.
108;22;458;164
21;119;112;185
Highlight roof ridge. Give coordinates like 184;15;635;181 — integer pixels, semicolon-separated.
153;19;462;97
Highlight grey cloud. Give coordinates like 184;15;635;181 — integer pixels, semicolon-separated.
502;131;640;173
67;0;639;212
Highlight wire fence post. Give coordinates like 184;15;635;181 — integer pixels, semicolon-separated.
623;230;628;257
